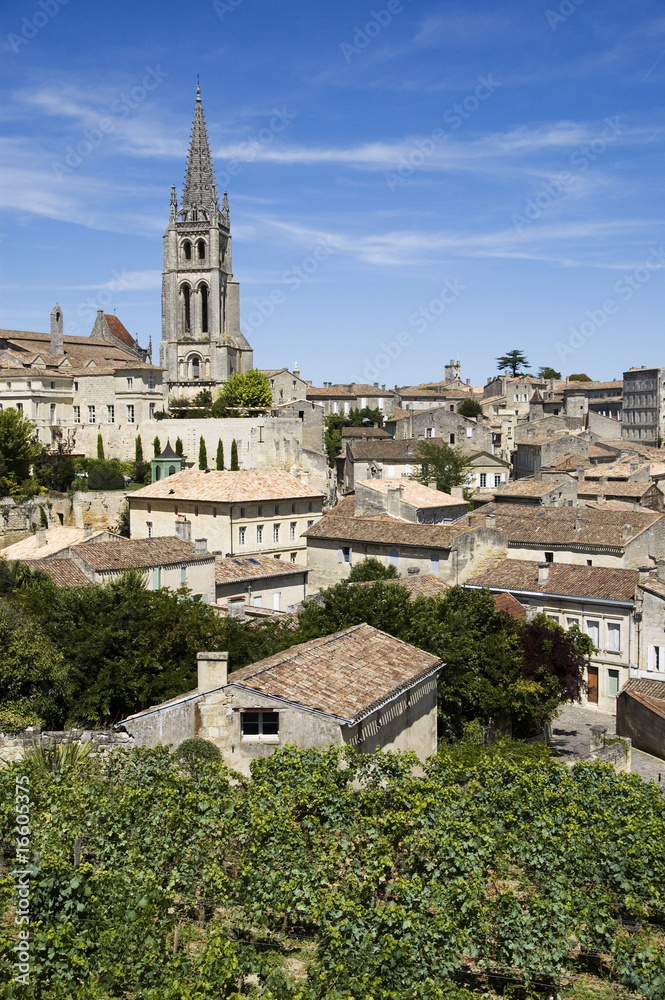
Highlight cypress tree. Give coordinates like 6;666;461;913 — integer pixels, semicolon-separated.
230;439;239;471
175;437;183;457
97;433;104;460
199;436;208;470
153;436;161;457
135;435;143;465
216;439;224;470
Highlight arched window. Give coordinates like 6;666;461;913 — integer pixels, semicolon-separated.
169;465;176;476
191;356;201;380
155;467;161;481
200;284;208;333
197;239;206;260
181;284;191;333
182;240;192;261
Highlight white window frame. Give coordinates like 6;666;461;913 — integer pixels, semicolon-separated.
273;523;280;543
88;405;96;424
107;405;114;424
607;622;621;652
290;521;297;541
126;404;135;424
73;406;81;424
238;526;246;546
256;524;263;543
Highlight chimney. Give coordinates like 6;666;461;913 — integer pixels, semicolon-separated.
450;486;464;500
658;560;665;584
633;502;640;513
50;303;63;355
386;484;404;517
621;524;632;541
576;465;585;482
197;651;228;692
428;480;437;491
596;495;605;506
175;518;192;543
538;562;550;586
35;527;46;548
227;597;246;621
466;378;471;386
195;538;208;554
575;512;582;531
639;565;651;583
485;512;495;529
630;462;638;472
83;522;92;539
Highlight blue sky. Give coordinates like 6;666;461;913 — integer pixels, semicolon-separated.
1;0;663;387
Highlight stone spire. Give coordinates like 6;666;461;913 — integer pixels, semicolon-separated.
181;84;219;221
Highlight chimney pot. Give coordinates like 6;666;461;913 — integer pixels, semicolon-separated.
538;562;550;586
197;651;228;692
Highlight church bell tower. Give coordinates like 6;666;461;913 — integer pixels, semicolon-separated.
160;85;253;398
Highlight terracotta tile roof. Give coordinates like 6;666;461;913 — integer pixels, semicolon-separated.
326;495;358;517
391;574;450;599
260;368;288;377
70;537;214;571
484;502;660;549
104;314;136;348
468;559;639;603
577;481;656;498
497;480;565;498
341;426;392;439
24;557;91;588
357;479;464;509
388;407;411;421
348;438;420;461
216;553;307;585
563;380;623;392
304;511;473;549
306;385;355;398
637;579;665;600
493;592;527;619
517;430;586;447
129;469;325;503
621;678;665;702
227;623;442;723
0;527;109;560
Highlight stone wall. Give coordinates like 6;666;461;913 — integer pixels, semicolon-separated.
0;490;128;550
0;727;134;765
617;690;665;759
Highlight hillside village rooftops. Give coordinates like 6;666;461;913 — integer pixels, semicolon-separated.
129;469;324;503
216;553;307;585
23;557;91;588
304;510;474;548
468;559;639;604
577;481;656;498
64;537;214;572
357;479;464;509
227;623;443;724
484;502;660;548
341;426;392;440
347;439;419;460
0;327;153;369
562;380;623;392
1;527;113;560
497;480;566;499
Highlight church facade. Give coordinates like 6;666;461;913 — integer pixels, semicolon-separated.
160;86;253;401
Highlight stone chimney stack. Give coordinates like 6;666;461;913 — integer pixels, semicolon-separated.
657;560;665;584
576;465;585;482
450;486;464;500
197;651;228;692
386;485;404;518
537;562;550;586
485;512;496;529
428;480;437;491
83;523;92;539
622;524;632;541
639;565;651;583
575;512;582;532
195;538;208;554
50;303;63;355
227;597;246;621
175;518;192;543
36;527;46;548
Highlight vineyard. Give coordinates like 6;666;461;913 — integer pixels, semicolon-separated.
1;739;663;999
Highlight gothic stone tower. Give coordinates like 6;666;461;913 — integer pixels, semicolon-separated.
160;86;253;399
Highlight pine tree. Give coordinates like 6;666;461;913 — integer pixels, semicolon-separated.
230;439;239;471
96;434;104;460
153;436;161;457
135;435;143;465
199;436;208;470
175;437;183;457
216;439;224;470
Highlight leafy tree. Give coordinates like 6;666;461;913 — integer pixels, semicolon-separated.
0;406;41;483
496;349;530;376
39;504;48;528
192;388;213;408
0;597;68;728
324;407;384;465
198;435;208;470
213;370;272;414
175;436;184;457
348;557;399;582
538;366;562;379
457;397;483;417
230;438;239;470
115;499;130;538
96;433;104;459
409;440;472;495
153;435;161;457
216;438;224;470
569;372;592;382
86;458;126;490
32;431;77;493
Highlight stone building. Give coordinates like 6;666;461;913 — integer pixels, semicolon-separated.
214;553;308;612
386;406;493;453
160;86;253;400
118;625;443;775
128;469;324;564
306;383;398;417
621;367;665;446
261;367;310;404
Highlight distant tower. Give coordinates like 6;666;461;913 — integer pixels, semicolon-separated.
50;303;63;355
444;358;461;384
160;86;253;398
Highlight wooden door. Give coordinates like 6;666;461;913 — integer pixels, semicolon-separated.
587;666;598;704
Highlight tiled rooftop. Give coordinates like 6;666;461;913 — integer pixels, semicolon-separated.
348;438;420;460
1;527;110;560
216;553;307;585
577;481;656;498
468;558;639;602
70;537;214;571
227;623;442;723
357;479;465;509
24;557;91;588
484;502;660;548
497;480;565;498
129;469;325;503
304;510;472;548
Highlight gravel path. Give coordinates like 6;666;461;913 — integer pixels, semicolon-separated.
551;702;665;790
